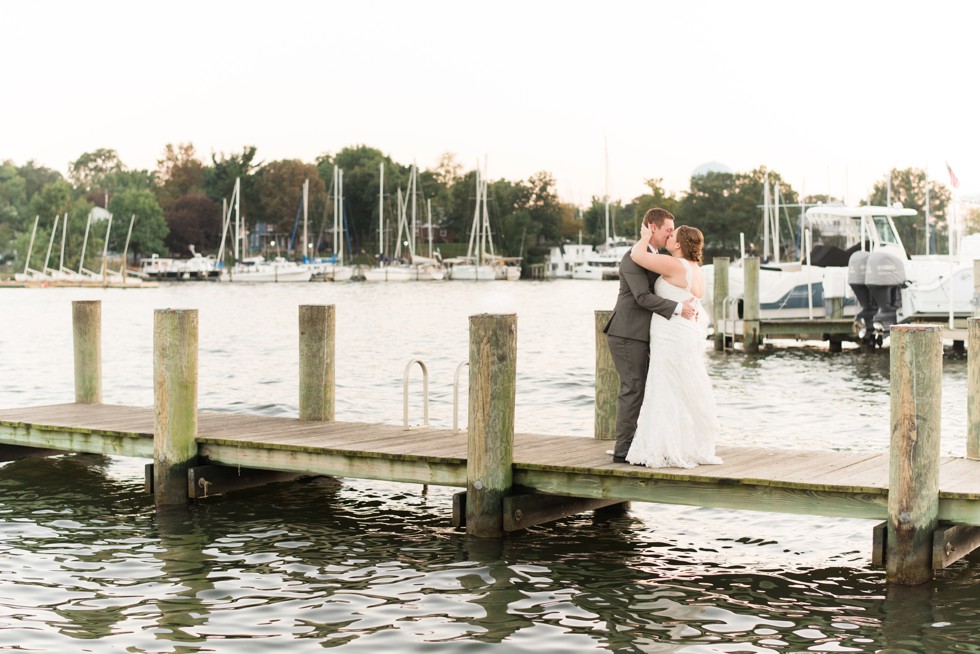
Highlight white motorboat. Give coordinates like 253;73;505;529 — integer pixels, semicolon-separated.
221;256;313;282
704;203;978;341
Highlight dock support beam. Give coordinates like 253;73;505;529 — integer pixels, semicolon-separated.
72;300;102;404
298;304;335;422
594;309;616;440
969;318;980;460
153;309;199;506
712;257;729;352
887;324;942;585
743;257;761;353
466;314;516;538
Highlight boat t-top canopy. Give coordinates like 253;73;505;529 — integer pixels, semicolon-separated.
805;205;918;221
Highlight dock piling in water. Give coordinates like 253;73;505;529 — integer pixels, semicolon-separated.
298;304;335;422
712;257;730;352
72;300;102;404
466;314;517;538
970;318;980;460
742;257;761;354
594;309;616;441
887;324;942;585
153;309;199;506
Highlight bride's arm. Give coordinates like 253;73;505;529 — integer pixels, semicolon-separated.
630;225;682;276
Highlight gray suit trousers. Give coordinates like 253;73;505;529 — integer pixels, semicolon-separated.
606;333;650;458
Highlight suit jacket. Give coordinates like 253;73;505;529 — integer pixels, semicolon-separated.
603;250;677;342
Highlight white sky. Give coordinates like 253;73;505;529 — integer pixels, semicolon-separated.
3;0;977;205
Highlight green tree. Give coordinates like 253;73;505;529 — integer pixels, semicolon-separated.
155;143;205;211
164;194;222;255
317;146;410;257
0;161;27;226
107;189;168;259
254;159;327;256
68;148;124;192
868;168;950;254
628;178;681;238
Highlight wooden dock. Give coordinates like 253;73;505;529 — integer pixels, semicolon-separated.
3;301;980;585
3;402;980;526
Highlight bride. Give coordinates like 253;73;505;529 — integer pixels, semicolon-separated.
626;223;722;469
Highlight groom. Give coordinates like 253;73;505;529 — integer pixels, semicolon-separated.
603;208;695;463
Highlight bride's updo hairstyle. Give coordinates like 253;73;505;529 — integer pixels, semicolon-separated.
676;226;704;264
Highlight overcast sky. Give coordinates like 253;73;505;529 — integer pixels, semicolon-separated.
3;0;976;205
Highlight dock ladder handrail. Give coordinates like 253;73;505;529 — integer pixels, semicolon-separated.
402;358;429;429
720;295;740;352
452;361;468;432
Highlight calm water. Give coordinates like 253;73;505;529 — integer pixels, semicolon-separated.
1;281;978;653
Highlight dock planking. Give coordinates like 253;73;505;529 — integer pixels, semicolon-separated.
3;402;980;525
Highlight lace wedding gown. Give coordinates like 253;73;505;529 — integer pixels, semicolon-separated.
627;259;722;468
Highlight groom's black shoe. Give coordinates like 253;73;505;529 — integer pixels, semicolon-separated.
612;455;628;464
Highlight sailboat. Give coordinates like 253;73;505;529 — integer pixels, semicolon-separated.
216;178;312;282
572;143;626;280
446;166;520;281
363;163;444;282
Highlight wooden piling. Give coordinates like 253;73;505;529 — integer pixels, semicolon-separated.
969;318;980;460
974;261;980;318
887;324;942;585
72;300;102;404
298;304;335;422
466;314;517;538
743;256;761;353
712;257;730;352
153;309;199;506
594;309;617;440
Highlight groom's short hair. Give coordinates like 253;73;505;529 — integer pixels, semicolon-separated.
642;208;675;228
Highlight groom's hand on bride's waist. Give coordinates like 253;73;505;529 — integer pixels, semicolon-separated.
680;297;697;320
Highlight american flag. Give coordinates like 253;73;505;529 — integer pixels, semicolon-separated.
947;161;960;189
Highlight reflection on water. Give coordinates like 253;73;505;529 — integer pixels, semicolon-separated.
2;455;980;652
1;282;978;651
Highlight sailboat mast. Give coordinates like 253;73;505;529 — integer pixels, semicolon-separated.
379;162;384;258
99;213;113;276
925;173;931;255
78;213;92;274
302;178;309;263
762;177;771;261
427;198;433;258
120;214;135;275
23;215;38;275
43;214;59;273
339;169;345;267
773;182;781;264
332;167;339;262
59;213;67;272
410;163;417;258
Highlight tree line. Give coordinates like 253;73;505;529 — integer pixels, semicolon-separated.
0;143;956;275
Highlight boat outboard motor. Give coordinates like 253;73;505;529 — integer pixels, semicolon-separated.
847;250;876;343
865;249;907;335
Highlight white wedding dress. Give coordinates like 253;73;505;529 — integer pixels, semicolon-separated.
627;259;722;468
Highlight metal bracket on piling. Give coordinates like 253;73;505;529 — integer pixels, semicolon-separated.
402;358;430;429
453;361;468;433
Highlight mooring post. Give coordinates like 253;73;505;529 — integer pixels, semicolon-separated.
153;309;199;506
466;313;516;538
974;261;980;318
743;256;761;354
72;300;102;404
712;257;730;352
887;324;942;585
969;318;980;460
594;309;617;440
298;304;335;421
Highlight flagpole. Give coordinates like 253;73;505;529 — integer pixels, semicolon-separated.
946;162;960;329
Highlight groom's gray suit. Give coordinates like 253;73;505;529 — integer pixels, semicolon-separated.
603;250;678;460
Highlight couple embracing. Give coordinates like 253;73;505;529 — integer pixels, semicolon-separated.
603;208;722;468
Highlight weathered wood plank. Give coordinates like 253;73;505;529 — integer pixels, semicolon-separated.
933;523;980;569
188;464;309;499
198;441;467;487
514;468;891;520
